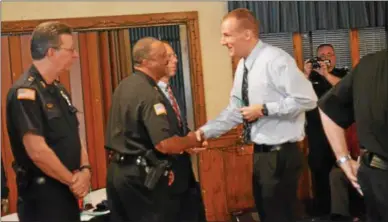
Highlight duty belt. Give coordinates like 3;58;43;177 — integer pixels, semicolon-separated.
362;151;388;170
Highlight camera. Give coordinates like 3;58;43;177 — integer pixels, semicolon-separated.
308;57;330;69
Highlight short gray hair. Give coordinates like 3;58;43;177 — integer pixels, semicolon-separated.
132;37;160;67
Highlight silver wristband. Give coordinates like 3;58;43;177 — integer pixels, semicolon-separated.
336;155;351;166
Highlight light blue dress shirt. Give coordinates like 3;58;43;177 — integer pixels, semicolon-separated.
200;40;318;145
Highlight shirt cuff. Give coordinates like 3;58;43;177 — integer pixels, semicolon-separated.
265;102;279;116
199;125;212;139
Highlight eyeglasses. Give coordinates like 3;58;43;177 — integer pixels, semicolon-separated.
58;47;77;53
167;53;177;59
318;53;335;59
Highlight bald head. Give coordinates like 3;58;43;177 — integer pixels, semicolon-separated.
223;8;259;38
132;37;168;80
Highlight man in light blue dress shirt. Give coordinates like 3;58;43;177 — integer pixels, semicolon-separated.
196;8;317;222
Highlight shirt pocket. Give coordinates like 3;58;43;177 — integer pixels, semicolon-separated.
45;106;68;141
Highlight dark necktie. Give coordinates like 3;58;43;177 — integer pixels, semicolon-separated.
241;63;251;144
166;84;182;126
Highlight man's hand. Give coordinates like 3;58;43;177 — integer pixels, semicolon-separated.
303;59;312;78
168;170;175;186
70;170;91;199
187;130;208;154
240;104;263;122
339;159;362;195
1;199;9;214
314;61;330;77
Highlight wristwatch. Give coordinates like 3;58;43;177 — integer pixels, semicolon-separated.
79;164;92;173
262;104;268;116
336;155;351;166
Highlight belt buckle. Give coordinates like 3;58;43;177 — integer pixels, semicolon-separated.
271;145;281;152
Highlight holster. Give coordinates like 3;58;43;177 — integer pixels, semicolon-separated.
12;161;32;196
361;151;388;170
142;150;171;190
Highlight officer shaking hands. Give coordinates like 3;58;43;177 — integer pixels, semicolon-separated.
6;21;91;222
105;37;206;222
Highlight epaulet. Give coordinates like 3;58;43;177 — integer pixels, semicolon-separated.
16;75;39;101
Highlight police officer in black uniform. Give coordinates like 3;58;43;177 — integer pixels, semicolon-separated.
318;49;388;222
105;37;205;222
303;44;348;217
157;42;206;222
6;21;91;222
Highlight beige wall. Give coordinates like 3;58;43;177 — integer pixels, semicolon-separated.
2;1;233;120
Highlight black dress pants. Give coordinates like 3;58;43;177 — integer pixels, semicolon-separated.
17;176;80;222
106;161;174;222
252;142;303;222
358;154;388;222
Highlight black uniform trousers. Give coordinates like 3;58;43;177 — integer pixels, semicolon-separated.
106;159;174;222
165;154;206;222
358;154;388;222
252;142;303;222
17;176;80;222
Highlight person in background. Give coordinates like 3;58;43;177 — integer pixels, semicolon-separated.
196;8;317;222
157;41;206;222
304;44;349;218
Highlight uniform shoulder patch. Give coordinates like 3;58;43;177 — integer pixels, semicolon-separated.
153;103;167;116
17;88;36;101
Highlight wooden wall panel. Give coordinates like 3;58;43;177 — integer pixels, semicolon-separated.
199;144;229;221
98;31;112;128
292;33;312;203
78;32;107;189
223;145;254;212
350;29;360;67
1;36;17;214
78;33;98;189
19;34;32;72
8;36;23;82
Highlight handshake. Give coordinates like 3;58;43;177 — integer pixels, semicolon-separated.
183;129;208;155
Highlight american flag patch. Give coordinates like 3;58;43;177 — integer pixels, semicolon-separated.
17;88;36;101
153;103;167;116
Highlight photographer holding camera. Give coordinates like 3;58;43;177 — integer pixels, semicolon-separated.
304;44;349;218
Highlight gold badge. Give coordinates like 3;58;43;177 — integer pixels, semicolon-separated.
27;76;34;82
153;103;167;116
17;88;36;101
40;81;46;88
46;103;54;109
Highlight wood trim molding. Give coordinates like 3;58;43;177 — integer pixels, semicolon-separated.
350;29;360;67
293;33;304;70
2;11;198;34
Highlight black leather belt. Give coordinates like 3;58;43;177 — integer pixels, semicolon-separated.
362;151;388;170
254;143;283;153
109;151;138;164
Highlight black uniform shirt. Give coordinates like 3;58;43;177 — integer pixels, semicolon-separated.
306;68;349;155
105;71;173;156
6;65;82;174
318;49;388;159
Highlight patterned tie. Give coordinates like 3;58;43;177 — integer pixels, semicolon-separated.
241;63;251;144
167;84;182;126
